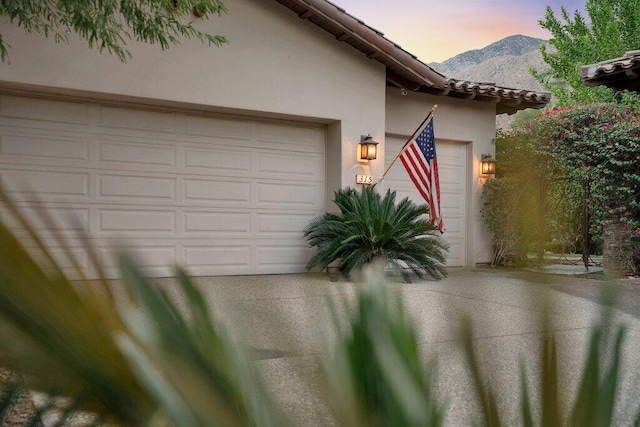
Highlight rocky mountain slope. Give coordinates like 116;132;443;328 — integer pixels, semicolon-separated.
430;34;549;92
430;34;552;127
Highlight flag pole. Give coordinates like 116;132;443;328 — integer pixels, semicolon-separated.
379;104;438;182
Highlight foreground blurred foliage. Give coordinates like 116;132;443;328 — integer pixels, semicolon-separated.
0;187;637;425
0;187;279;426
326;264;445;426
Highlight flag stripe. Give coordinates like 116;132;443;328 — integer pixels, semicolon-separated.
401;144;431;197
399;155;431;204
410;144;432;182
402;144;431;198
431;160;441;214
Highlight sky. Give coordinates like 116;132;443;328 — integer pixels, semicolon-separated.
331;0;587;62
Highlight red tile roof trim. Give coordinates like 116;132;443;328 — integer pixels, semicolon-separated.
581;51;640;91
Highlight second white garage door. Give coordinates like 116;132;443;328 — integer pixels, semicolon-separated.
0;94;325;278
384;135;468;266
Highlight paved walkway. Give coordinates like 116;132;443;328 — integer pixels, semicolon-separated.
150;267;640;425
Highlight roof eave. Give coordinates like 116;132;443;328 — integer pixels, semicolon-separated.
273;0;448;88
581;51;640;91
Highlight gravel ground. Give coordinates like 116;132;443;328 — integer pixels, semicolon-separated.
1;369;40;426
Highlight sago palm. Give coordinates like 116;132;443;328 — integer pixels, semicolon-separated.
304;186;449;280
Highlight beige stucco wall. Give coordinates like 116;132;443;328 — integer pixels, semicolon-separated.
385;89;494;265
0;0;387;207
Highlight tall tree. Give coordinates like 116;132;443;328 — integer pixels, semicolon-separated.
532;0;640;105
0;0;227;62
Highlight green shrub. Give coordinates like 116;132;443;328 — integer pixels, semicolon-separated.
304;186;449;280
481;178;534;266
487;104;640;271
535;104;640;273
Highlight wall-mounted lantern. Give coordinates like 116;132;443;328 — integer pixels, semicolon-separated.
480;154;496;176
358;135;379;162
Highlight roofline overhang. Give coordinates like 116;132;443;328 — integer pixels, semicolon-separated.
581;50;640;92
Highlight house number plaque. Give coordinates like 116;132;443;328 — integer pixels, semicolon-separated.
355;174;374;185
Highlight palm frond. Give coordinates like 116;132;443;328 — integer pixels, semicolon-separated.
325;262;447;425
304;186;449;279
0;186;280;425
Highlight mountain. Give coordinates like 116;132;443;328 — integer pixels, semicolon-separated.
447;49;548;91
429;34;546;79
429;34;552;128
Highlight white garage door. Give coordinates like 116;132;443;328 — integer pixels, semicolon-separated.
0;94;325;278
384;135;467;266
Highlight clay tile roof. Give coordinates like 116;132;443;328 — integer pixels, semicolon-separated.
444;79;550;113
272;0;550;114
581;51;640;91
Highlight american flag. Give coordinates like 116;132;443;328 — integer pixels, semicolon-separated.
399;115;443;233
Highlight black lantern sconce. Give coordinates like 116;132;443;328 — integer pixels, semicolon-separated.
358;135;379;162
480;154;496;176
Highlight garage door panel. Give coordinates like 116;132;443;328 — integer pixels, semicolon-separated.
2;168;90;201
98;139;176;169
445;238;464;264
441;215;463;233
437;143;466;164
441;191;465;212
0;95;89;125
255;126;325;154
397;190;423;205
184;246;251;270
256;212;316;237
183;211;252;237
382;178;414;192
257;182;322;210
257;152;324;181
183;178;252;205
255;244;313;271
97;208;177;237
183;146;250;175
44;247;92;278
99;245;177;275
184;115;252;140
256;122;323;150
14;238;93;279
97;105;176;133
97;174;176;201
438;164;465;188
1;206;89;239
55;247;91;271
1;128;89;164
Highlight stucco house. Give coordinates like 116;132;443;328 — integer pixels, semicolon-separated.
0;0;549;278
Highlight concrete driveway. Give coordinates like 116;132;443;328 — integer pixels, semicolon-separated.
153;267;640;425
